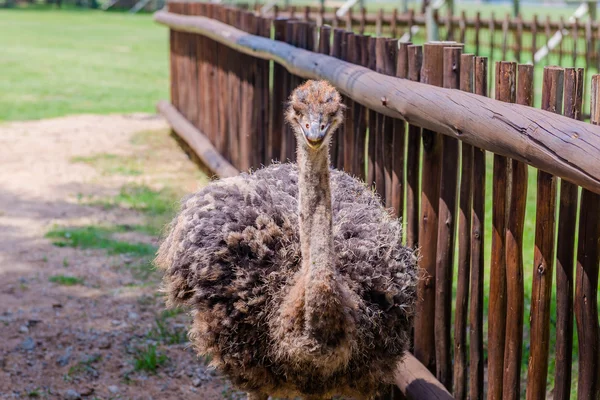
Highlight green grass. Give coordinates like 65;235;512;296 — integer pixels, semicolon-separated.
46;225;157;256
0;6;168;121
71;153;143;176
48;274;85;286
133;344;168;373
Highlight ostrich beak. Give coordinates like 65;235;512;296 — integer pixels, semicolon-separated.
303;120;329;148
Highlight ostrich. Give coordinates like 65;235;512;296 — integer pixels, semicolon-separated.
155;80;419;400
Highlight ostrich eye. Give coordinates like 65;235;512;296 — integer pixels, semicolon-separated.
305;123;309;129
320;124;325;130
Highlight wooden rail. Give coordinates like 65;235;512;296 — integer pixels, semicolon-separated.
155;10;600;195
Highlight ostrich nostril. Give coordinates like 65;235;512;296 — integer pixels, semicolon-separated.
320;125;325;130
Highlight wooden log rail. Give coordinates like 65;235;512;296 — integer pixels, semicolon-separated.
155;9;600;195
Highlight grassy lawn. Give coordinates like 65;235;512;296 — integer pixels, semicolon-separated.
0;6;168;121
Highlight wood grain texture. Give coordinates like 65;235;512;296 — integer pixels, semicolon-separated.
353;35;369;180
553;67;583;400
366;36;377;188
394;353;454;400
414;42;449;374
502;63;533;400
526;66;562;400
575;74;600;400
434;45;462;391
488;61;516;400
469;54;487;400
155;11;600;195
405;45;422;250
453;52;474;400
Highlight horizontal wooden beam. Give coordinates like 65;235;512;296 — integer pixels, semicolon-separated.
394;353;454;400
157;100;238;179
155;10;600;194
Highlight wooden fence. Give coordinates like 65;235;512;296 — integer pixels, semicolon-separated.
258;4;600;71
157;2;600;399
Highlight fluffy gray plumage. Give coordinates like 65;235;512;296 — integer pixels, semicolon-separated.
156;162;419;399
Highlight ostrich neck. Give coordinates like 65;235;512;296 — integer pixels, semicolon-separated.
297;145;334;276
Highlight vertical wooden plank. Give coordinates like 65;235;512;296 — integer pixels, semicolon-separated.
406;44;422;249
367;36;377;187
470;55;487;400
343;32;356;175
488;60;516;400
285;20;300;162
391;42;410;220
270;19;287;163
168;1;179;111
502;63;533;400
318;24;331;58
545;16;552;63
238;11;254;172
330;28;344;169
227;8;242;170
414;42;447;374
383;39;398;209
575;74;600;400
488;13;495;94
391;8;398;38
553;67;583;400
353;34;369;180
216;5;230;160
374;37;388;200
435;45;462;391
453;52;474;400
526;66;563;400
257;16;271;166
195;3;207;137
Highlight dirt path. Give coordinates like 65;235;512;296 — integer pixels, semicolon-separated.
0;114;244;399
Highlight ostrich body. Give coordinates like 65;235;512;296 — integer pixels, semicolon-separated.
156;81;418;400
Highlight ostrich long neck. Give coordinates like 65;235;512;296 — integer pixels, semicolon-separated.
297;143;348;342
298;145;334;276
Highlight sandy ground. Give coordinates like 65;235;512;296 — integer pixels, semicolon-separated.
0;114;244;399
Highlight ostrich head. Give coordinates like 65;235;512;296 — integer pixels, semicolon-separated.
285;80;345;150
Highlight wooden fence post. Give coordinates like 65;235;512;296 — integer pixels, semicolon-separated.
435;45;462;391
526;66;563;400
575;73;600;400
502;63;533;400
414;41;448;374
488;61;517;400
406;44;422;250
553;67;583;400
470;55;487;400
453;52;474;400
